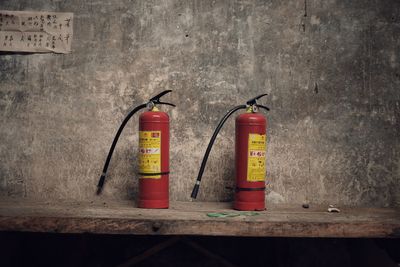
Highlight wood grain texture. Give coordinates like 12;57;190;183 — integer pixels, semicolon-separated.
0;198;399;238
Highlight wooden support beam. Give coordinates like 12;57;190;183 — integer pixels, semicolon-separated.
117;237;181;267
181;238;239;267
116;237;238;267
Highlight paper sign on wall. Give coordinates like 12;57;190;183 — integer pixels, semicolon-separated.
0;10;73;53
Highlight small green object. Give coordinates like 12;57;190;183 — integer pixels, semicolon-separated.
241;211;260;216
206;212;240;218
206;211;261;218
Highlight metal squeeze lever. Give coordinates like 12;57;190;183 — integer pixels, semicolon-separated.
148;90;176;107
246;93;270;112
97;90;175;195
190;93;270;200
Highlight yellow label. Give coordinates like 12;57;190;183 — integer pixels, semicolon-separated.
139;131;161;179
247;133;266;182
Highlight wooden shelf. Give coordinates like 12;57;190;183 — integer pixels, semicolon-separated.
0;198;399;238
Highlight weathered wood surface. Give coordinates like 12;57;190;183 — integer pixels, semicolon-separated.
0;199;399;238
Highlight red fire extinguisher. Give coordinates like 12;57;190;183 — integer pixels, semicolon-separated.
191;94;269;211
97;90;175;209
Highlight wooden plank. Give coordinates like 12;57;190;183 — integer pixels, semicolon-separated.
0;198;399;238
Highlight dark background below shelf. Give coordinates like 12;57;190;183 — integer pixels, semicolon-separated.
0;232;399;267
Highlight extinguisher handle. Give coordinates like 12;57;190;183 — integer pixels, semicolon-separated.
246;93;268;106
149;89;172;101
257;104;270;111
148;90;176;107
157;101;176;107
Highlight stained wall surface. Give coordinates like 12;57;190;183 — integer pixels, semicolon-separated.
0;0;399;207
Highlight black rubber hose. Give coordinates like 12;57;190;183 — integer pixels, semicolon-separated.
97;103;147;195
190;104;247;199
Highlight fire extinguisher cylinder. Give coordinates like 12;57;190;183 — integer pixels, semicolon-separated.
190;94;270;211
234;111;267;210
138;109;170;208
97;90;175;209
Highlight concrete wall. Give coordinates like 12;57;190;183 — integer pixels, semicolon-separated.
0;0;399;207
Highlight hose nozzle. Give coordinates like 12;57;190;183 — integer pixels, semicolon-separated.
191;182;200;200
96;173;106;195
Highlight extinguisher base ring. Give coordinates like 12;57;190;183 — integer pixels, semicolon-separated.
138;199;169;209
235;187;265;192
190;184;200;199
138;171;170;176
234;200;266;211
